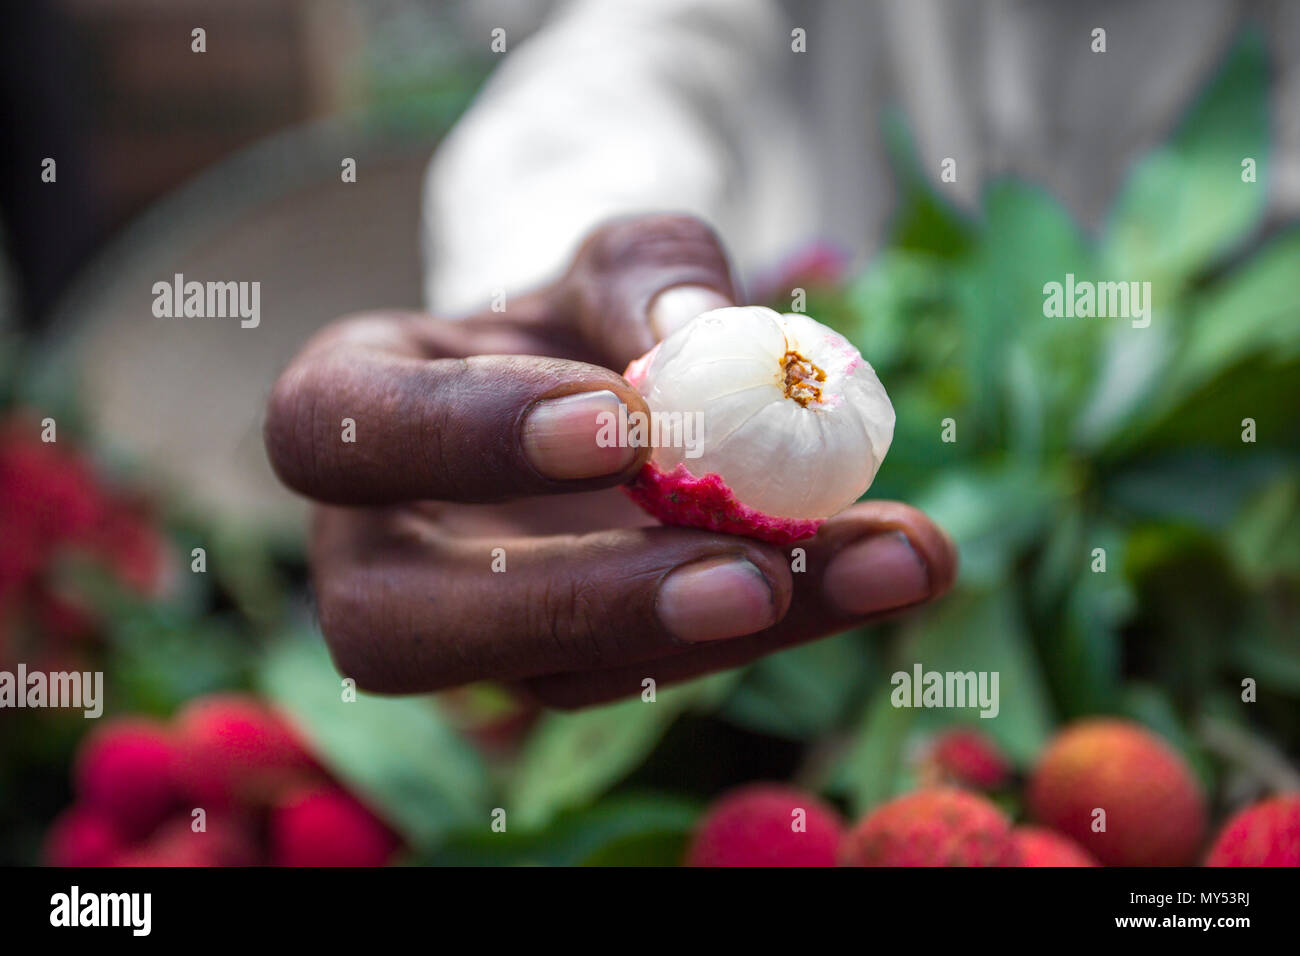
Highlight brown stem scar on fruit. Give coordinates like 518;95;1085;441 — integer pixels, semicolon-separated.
781;349;827;407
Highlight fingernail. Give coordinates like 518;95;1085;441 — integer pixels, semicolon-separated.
658;556;777;642
522;390;636;480
649;284;733;339
824;531;930;615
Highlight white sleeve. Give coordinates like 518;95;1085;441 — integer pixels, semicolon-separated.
421;0;819;316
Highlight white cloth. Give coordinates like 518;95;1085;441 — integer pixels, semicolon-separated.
425;0;1300;314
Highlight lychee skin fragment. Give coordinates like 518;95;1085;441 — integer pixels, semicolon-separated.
686;784;843;867
74;719;182;840
1013;826;1099;867
625;463;823;545
1027;719;1206;867
622;307;894;543
1204;795;1300;866
841;788;1020;867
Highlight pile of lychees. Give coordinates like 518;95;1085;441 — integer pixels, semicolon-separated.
686;719;1299;867
44;694;401;867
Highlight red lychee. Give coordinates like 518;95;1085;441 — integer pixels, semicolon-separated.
115;813;260;867
43;807;124;867
1028;719;1206;867
1013;826;1099;866
923;729;1012;790
841;788;1020;866
74;718;182;840
269;786;401;867
1205;794;1300;867
174;694;318;809
686;784;843;867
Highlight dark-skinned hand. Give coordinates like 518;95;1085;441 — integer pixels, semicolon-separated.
264;215;957;708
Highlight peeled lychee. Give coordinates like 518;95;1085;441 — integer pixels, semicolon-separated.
1204;794;1300;867
1013;826;1099;866
685;784;843;867
841;788;1019;866
74;718;182;840
923;729;1012;790
269;786;401;867
623;306;894;544
1028;719;1206;867
174;694;318;809
43;807;124;867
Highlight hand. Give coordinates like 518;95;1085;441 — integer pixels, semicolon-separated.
264;215;957;708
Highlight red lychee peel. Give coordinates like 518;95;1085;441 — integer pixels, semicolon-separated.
1205;795;1300;867
270;786;400;867
1028;719;1206;867
1013;826;1098;867
623;461;823;546
841;788;1020;867
74;719;182;840
686;784;843;867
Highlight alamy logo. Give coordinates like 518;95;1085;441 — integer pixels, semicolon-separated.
0;665;102;718
151;273;260;328
891;664;1000;718
1042;273;1151;328
50;886;151;936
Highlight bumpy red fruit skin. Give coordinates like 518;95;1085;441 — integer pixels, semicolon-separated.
623;462;823;545
174;694;318;809
926;729;1011;790
1028;719;1206;867
1205;795;1300;867
842;788;1020;867
686;784;843;867
74;719;181;840
270;787;401;867
43;807;123;867
1014;826;1099;867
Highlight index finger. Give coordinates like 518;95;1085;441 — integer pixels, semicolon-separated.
264;312;651;504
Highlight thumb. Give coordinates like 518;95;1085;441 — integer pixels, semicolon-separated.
559;214;739;370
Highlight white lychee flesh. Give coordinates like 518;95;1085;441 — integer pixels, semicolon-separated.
626;305;895;530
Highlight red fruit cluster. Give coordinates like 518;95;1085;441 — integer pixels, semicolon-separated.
0;417;165;671
44;694;401;867
687;717;1300;868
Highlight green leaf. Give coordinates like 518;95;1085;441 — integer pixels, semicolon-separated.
506;672;737;831
1227;475;1300;585
881;110;978;259
911;462;1067;588
1175;230;1300;395
721;632;876;739
1103;31;1269;289
258;634;491;849
830;683;916;814
423;795;699;867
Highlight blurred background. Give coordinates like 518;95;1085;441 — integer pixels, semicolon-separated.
1;0;1297;866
